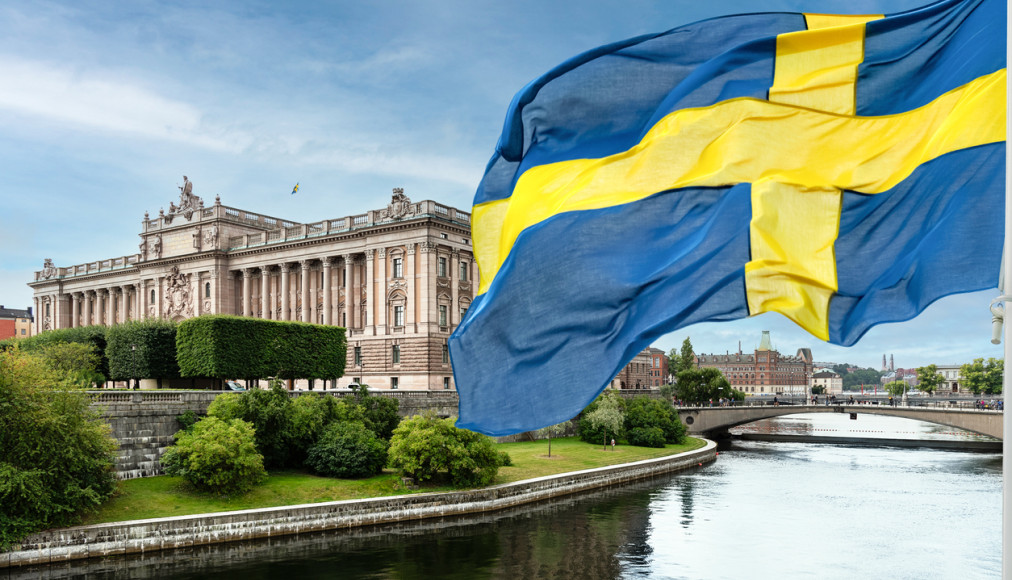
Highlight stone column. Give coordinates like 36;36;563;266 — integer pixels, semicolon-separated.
119;286;129;323
322;257;333;325
406;243;416;330
451;250;460;327
300;260;311;323
419;242;435;331
280;263;291;321
71;293;81;328
260;266;271;319
156;277;164;319
376;248;387;333
107;289;115;325
343;255;354;328
364;249;375;333
242;268;253;317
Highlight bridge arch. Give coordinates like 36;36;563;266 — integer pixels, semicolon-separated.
676;405;1002;440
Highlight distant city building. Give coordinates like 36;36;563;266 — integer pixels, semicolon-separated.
28;183;474;391
612;347;666;389
811;370;843;395
0;305;33;340
935;364;964;394
695;330;813;395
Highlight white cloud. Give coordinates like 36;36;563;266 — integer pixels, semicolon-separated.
0;56;250;151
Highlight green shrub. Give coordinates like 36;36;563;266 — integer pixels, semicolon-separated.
388;414;510;488
305;421;388;478
623;397;687;444
0;348;117;549
348;385;400;440
3;326;109;383
161;417;266;495
206;382;293;468
626;426;666;448
578;390;625;445
287;395;339;464
177;410;199;432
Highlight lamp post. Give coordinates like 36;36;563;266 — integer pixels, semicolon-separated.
130;344;138;390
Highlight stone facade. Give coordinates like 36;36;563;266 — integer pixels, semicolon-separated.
28;183;474;391
695;330;813;395
611;347;667;389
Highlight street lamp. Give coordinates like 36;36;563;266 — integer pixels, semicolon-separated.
130;344;138;390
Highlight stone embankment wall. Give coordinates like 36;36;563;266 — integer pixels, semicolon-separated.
94;387;660;479
1;440;715;568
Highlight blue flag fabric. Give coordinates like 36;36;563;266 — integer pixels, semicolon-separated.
450;0;1006;436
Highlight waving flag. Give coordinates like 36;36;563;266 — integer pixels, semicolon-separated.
291;183;299;195
449;0;1006;435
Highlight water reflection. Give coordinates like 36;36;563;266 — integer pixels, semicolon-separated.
13;416;1001;579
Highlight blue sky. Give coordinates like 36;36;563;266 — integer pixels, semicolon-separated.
1;0;1002;370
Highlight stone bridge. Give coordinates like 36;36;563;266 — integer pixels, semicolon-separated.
677;404;1003;440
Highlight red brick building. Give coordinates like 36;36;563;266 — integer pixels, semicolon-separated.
0;305;34;341
695;330;813;395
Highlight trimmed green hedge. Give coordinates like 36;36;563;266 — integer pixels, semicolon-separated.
176;315;346;381
0;326;109;380
106;319;180;382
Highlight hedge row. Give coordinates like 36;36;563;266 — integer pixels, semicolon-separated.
176;315;346;381
106;319;180;382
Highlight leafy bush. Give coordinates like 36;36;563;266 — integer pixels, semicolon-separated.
0;347;117;549
624;396;686;444
388;414;510;488
2;326;109;383
161;417;266;495
177;410;200;432
626;426;666;448
348;384;400;440
206;382;294;468
305;421;388;478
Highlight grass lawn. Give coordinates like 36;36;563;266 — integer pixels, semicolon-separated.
82;436;706;525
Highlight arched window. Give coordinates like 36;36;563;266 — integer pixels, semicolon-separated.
204;282;211;298
150;289;155;304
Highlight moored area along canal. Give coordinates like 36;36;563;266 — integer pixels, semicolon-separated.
12;415;1001;579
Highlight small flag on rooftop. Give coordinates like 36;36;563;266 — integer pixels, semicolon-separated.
291;183;299;195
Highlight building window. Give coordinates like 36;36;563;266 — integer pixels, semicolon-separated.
20;329;25;335
443;377;450;390
459;306;467;321
459;262;467;281
392;257;403;278
204;282;211;298
342;312;347;326
394;305;404;327
392;344;400;364
438;257;447;278
354;346;362;366
150;289;155;304
391;377;399;389
442;343;449;364
439;305;447;327
45;303;50;317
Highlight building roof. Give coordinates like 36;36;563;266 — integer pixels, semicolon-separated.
758;330;772;351
0;306;32;320
813;371;840;378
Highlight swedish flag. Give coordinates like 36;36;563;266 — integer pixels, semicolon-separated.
449;0;1006;435
291;183;299;195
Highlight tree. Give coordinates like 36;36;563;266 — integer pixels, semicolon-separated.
0;347;117;549
668;337;695;379
675;368;745;404
916;364;945;396
810;385;826;395
961;358;1004;395
348;384;401;440
883;381;908;396
161;417;266;495
106;319;179;387
584;392;625;450
533;421;568;457
36;342;104;388
842;368;885;391
623;396;686;445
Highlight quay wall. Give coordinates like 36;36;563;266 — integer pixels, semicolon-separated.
2;440;716;569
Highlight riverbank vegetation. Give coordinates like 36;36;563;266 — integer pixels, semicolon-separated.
82;436;705;525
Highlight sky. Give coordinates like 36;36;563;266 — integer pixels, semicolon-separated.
0;0;1003;371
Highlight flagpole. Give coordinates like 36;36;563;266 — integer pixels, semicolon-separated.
1004;1;1011;573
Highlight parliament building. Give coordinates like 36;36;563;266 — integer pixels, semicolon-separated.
28;182;475;390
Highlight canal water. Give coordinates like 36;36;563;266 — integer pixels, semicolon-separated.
15;415;1002;579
